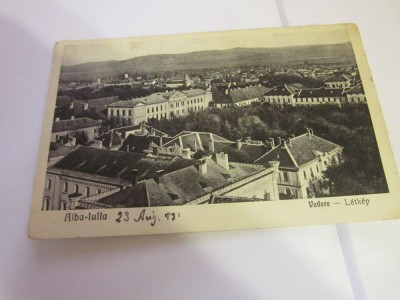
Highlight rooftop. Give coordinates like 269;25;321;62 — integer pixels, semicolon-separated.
255;133;342;168
52;117;100;133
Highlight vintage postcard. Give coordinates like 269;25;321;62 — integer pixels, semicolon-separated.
28;23;400;239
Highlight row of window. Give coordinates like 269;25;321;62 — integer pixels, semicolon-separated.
46;180;102;197
110;109;132;117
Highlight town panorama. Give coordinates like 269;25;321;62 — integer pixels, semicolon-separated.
43;43;388;210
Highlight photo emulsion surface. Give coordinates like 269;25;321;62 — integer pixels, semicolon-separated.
44;26;387;210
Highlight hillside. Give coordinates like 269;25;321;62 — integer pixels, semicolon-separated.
60;43;355;81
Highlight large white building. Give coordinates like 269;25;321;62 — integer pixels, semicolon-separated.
255;129;343;199
106;89;212;124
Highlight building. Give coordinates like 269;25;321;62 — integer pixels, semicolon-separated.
51;117;101;143
344;84;366;103
324;73;351;89
42;145;280;210
82;154;280;208
213;85;271;108
294;87;346;106
106;89;212;125
255;129;343;199
42;146;198;210
264;85;297;106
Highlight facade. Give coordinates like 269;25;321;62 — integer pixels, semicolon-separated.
294;87;346;106
255;129;343;199
344;84;366;103
106;89;212;125
42;146;198;210
324;73;351;89
51;117;101;143
264;85;297;106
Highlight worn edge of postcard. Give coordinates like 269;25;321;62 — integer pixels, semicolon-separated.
28;23;400;239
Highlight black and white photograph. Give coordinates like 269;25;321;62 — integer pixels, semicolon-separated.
28;24;400;239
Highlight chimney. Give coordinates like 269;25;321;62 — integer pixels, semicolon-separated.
225;89;228;95
216;152;229;170
194;140;198;152
159;136;163;146
306;128;314;138
277;137;282;145
131;169;139;186
236;140;243;150
69;102;74;109
268;138;275;148
290;134;295;139
208;140;215;153
244;136;251;143
182;148;191;159
55;117;60;122
126;145;130;152
197;159;207;174
287;138;292;146
154;169;165;184
71;116;75;120
83;103;89;110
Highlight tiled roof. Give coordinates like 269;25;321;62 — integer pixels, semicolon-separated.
324;73;351;83
264;85;296;96
93;159;266;207
296;87;345;98
255;133;342;168
230;86;271;103
52;117;100;133
52;146;197;182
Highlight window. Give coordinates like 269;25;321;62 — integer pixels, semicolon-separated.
46;179;51;190
282;172;289;182
63;182;68;193
74;184;79;193
128;110;132;116
310;169;314;178
316;165;320;173
122;110;125;116
303;171;307;179
61;201;67;210
97;189;101;194
110;109;114;116
117;110;120;116
86;187;90;197
43;198;50;211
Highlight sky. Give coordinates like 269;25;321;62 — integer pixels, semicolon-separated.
61;27;351;66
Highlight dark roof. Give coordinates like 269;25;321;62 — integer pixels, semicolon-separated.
95;131;122;148
255;144;296;167
93;159;266;207
52;117;100;133
118;135;162;153
324;73;351;83
256;133;342;168
264;85;296;96
296;87;345;98
52;146;197;182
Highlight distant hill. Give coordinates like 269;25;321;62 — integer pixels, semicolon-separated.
60;43;355;81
